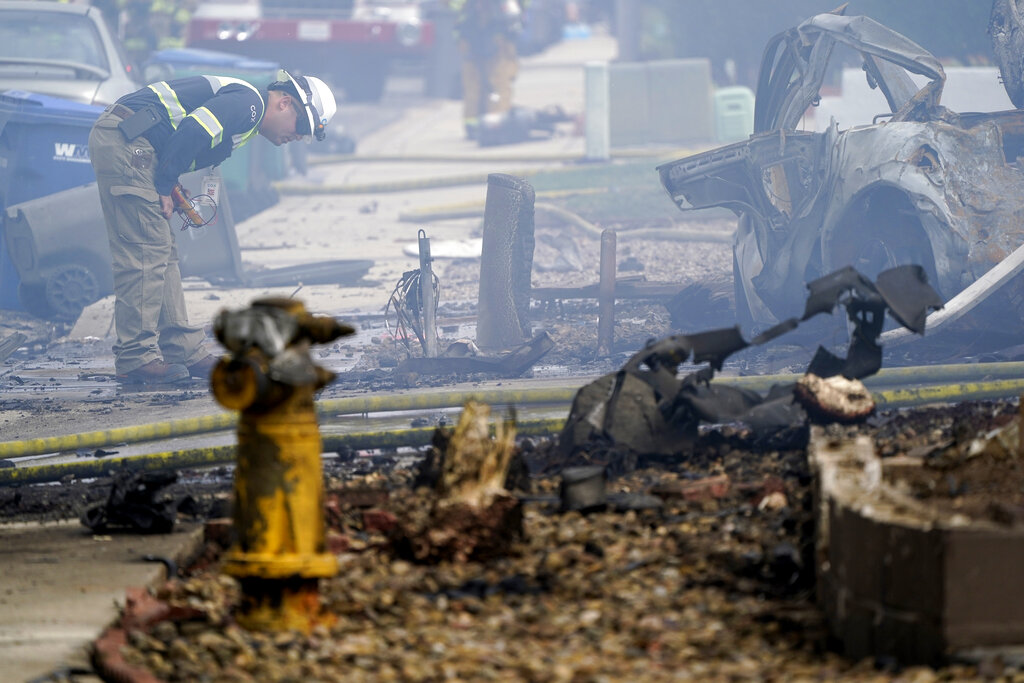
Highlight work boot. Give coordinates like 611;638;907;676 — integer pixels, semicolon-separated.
186;354;218;379
117;359;189;385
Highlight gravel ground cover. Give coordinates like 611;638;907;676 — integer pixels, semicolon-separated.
90;400;1024;682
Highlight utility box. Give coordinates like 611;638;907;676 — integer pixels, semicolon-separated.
600;58;714;148
714;86;755;143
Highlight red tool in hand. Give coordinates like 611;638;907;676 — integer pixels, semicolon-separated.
171;183;204;229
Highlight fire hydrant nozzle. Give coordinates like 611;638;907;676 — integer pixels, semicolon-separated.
211;297;354;632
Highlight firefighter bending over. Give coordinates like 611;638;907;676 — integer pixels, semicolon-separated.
88;71;337;384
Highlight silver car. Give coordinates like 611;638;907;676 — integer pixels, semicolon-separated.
0;1;140;105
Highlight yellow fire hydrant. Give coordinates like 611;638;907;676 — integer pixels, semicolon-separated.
210;297;354;632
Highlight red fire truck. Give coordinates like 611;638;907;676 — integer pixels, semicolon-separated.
186;0;461;102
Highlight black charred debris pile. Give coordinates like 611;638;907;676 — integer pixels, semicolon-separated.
95;265;1017;680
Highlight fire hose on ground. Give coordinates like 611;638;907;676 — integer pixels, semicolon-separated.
3;364;1024;485
0;419;567;486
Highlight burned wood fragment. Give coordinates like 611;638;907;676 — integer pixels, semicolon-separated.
392;401;524;562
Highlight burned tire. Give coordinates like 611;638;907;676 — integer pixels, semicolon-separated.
43;263;100;322
991;0;1024;108
827;187;940;289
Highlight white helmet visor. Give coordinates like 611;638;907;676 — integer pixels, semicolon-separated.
277;69;327;142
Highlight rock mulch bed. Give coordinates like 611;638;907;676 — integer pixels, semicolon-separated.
102;404;1024;682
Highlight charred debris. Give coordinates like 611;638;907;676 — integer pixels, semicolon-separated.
555;263;943;473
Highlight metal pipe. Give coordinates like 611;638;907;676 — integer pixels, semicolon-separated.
881;239;1024;346
597;229;616;356
418;229;438;358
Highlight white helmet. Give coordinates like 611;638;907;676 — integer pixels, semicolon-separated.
276;69;337;142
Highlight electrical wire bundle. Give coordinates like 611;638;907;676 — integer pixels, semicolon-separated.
384;269;440;354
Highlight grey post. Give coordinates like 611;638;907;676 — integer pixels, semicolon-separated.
585;61;610;161
597;229;616;357
418;229;438;357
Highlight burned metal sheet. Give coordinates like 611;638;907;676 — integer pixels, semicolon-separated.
802;267;877;321
874;265;945;335
750;318;798;346
806;346;846;379
688;326;749;371
396;332;554;378
559;265;940;460
666;382;768;425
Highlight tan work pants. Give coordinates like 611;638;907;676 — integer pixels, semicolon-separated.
88;110;205;374
460;34;519;124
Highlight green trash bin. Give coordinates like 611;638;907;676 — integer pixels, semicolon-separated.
142;48;287;222
714;86;755;143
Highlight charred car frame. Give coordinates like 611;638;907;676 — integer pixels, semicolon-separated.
659;11;1024;332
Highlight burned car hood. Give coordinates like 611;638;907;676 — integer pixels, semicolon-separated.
754;12;946;133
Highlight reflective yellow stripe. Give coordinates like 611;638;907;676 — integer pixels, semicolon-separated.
202;75;262;148
202;75;260;96
232;128;259;150
148;81;187;128
188;106;224;147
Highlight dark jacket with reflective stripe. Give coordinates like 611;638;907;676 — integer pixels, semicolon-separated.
116;75;265;196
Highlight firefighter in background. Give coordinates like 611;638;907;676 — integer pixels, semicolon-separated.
150;0;196;51
119;0;196;64
450;0;525;140
121;0;157;64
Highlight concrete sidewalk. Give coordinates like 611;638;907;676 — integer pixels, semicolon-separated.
0;521;202;682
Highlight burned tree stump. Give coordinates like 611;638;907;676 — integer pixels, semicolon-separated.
392;401;523;562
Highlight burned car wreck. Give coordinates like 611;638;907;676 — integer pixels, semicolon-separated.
659;11;1024;332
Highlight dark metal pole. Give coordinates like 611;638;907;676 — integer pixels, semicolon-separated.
597;229;616;357
418;229;438;358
